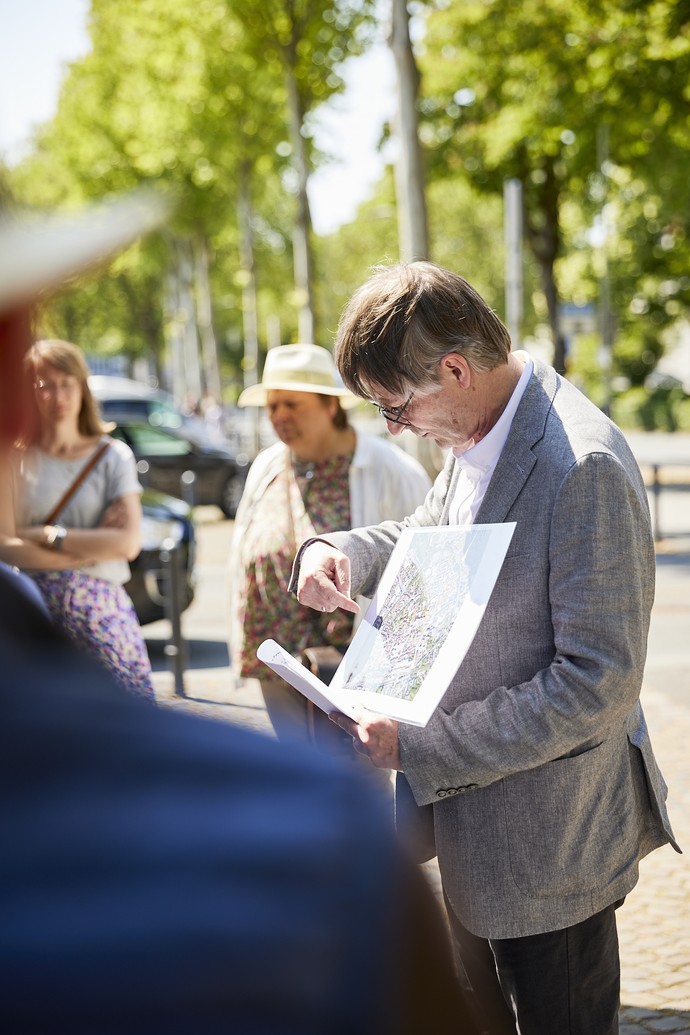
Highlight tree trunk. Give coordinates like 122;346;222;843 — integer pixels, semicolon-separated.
163;241;187;401
388;0;439;475
389;0;429;262
119;274;163;384
538;253;566;375
523;158;566;374
162;238;203;404
178;239;203;404
237;163;261;454
193;231;222;402
285;64;315;343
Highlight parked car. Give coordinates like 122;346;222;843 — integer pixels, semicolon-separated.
110;419;249;518
89;375;212;446
126;488;196;626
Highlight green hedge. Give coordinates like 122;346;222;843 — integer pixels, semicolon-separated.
611;386;690;432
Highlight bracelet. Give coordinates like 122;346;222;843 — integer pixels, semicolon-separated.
46;525;67;551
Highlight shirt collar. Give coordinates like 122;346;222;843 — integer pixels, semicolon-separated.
453;352;534;472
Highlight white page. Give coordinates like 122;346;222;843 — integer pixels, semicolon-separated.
258;522;516;728
256;639;360;720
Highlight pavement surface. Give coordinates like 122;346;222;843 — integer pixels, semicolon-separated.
146;433;690;1033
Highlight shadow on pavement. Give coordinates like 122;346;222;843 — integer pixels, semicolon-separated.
620;1004;690;1033
145;636;229;672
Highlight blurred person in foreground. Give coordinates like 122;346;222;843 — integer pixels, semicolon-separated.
292;261;680;1035
5;337;154;700
0;201;474;1034
230;342;431;743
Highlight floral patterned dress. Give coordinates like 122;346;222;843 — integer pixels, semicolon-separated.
237;451;354;678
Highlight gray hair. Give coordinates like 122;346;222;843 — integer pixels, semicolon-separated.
335;261;512;399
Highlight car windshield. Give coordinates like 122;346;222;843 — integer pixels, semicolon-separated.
117;425;192;457
148;401;184;429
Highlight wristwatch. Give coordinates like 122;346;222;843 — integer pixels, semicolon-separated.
46;525;67;551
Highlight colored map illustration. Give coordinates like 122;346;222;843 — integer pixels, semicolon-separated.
339;525;495;702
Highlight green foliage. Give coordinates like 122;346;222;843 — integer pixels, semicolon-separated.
427;176;542;332
568;329;690;431
231;0;377;133
563;332;608;407
5;0;689;396
611;385;690;432
8;0;376;374
416;0;690;370
613;330;664;387
314;168;526;345
314;166;400;343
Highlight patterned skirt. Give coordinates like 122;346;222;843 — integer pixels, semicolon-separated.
33;570;155;702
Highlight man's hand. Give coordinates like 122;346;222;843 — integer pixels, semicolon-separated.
330;711;401;770
296;541;360;614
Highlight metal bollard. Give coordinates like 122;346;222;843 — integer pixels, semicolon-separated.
180;470;196;509
160;537;187;696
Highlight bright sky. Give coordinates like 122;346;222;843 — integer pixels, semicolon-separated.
0;0;395;235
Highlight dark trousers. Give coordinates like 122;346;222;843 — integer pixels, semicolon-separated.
444;894;621;1035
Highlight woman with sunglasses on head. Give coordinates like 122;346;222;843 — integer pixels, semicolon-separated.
7;338;154;700
229;343;432;745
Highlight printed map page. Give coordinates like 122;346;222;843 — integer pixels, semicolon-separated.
338;526;496;703
258;523;516;727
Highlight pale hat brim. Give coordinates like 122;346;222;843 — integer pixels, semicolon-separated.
237;343;361;408
237;379;360;408
0;190;169;315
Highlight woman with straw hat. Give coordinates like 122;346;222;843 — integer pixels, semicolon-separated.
229;343;431;743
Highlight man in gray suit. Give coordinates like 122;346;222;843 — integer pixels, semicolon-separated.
292;261;679;1035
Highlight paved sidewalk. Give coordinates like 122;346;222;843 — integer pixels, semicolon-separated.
150;505;690;1033
614;537;690;1034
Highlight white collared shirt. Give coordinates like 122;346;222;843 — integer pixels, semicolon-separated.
448;352;533;526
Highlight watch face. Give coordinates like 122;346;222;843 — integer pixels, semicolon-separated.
50;525;66;550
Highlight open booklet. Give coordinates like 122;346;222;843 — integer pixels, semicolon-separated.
258;522;516;728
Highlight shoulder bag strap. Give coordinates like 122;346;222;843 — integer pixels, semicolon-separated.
44;439;111;525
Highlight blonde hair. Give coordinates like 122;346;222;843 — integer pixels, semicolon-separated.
22;339;110;443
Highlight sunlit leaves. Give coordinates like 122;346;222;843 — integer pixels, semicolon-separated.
416;0;690;370
9;0;378;372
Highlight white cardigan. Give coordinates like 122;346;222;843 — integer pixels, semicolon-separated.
228;432;432;662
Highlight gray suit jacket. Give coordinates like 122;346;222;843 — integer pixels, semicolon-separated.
325;360;679;939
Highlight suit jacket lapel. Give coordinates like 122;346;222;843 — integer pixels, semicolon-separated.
475;359;558;525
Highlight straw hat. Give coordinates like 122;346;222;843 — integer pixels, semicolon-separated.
0;190;169;315
237;343;359;408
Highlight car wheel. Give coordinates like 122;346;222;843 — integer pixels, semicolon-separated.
219;472;244;518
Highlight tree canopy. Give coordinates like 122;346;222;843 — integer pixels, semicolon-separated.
8;0;377;390
4;0;689;409
417;0;690;376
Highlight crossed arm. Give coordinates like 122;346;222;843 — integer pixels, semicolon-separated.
1;491;142;571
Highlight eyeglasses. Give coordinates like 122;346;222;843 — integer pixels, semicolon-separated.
376;391;415;426
34;378;80;396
